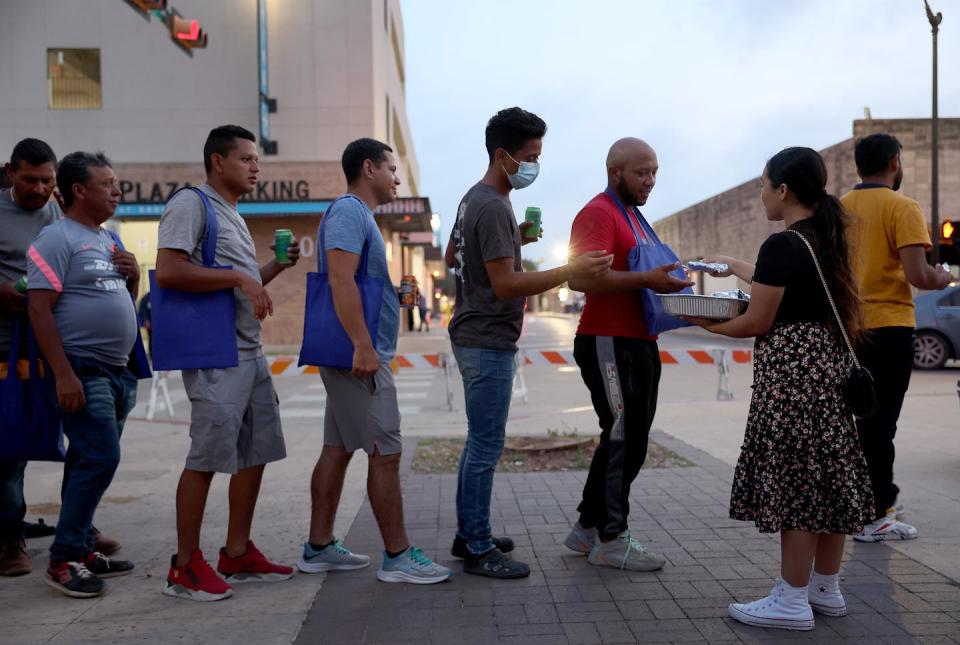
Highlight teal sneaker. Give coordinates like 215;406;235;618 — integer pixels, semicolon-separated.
376;546;452;585
297;540;370;573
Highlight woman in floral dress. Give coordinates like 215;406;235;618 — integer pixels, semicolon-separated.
684;147;874;631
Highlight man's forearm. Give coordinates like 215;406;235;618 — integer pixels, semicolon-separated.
495;266;570;299
330;277;374;348
155;258;241;292
568;270;652;294
28;305;74;379
259;260;285;287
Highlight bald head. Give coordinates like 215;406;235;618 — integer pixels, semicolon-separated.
606;138;655;170
606;138;658;207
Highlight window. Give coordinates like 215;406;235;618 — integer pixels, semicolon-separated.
383;0;388;32
385;95;390;142
390;14;405;85
48;48;102;110
938;289;960;308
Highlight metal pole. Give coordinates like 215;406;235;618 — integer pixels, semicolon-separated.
926;1;943;265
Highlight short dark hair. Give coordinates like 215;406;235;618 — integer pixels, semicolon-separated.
203;125;256;173
57;151;112;209
854;133;902;177
10;138;57;170
484;107;547;163
341;138;393;183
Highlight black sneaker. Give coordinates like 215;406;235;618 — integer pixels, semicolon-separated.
83;552;135;578
451;535;515;559
46;560;104;598
23;518;56;538
464;548;530;579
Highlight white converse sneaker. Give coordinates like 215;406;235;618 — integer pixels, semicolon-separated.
854;513;918;542
728;578;815;631
808;572;847;617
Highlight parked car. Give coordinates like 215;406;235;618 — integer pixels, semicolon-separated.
914;283;960;370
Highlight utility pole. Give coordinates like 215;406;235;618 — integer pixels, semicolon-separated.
925;0;943;265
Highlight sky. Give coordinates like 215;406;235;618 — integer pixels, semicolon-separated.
401;0;959;268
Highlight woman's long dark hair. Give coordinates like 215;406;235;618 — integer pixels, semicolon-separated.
766;147;862;342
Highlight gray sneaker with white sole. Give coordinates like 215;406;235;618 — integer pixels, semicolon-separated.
587;532;666;571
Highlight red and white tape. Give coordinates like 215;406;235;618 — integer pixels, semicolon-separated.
266;348;751;375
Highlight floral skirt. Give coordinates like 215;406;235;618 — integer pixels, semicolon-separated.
730;322;875;534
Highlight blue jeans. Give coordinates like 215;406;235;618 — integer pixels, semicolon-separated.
49;357;136;562
452;344;516;556
0;460;27;543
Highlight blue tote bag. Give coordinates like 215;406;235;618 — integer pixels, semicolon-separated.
104;230;152;380
605;189;693;336
298;196;383;369
0;318;65;462
149;187;239;371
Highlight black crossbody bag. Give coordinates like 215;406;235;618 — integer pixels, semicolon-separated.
788;230;877;419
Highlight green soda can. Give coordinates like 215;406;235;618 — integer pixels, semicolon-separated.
524;206;542;239
14;275;28;294
274;229;293;264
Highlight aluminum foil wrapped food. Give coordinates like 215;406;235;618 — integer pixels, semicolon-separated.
710;289;750;301
686;260;729;274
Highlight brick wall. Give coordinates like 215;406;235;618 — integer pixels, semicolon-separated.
653;118;960;288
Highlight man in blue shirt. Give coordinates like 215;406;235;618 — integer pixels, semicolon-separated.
297;138;450;585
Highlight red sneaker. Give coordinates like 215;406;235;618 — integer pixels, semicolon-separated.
163;549;233;602
217;540;295;583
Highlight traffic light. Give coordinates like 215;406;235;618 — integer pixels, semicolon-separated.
166;10;208;55
937;219;958;266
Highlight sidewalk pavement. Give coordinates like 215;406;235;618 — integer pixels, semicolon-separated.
4;323;959;643
296;433;960;644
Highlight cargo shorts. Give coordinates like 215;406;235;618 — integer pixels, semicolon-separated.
181;355;286;474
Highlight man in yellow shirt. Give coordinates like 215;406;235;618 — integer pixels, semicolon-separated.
841;133;952;543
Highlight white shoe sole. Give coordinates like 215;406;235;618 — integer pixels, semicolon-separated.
222;570;296;583
297;559;370;573
810;601;847;617
162;583;233;602
854;531;918;543
45;576;103;598
377;569;451;585
587;551;665;572
727;604;814;630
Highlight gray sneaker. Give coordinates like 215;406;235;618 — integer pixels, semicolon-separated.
297;540;370;573
377;546;452;585
563;523;598;554
587;532;666;571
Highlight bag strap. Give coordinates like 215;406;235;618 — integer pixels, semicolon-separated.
786;229;862;369
318;194;374;276
603;189;643;247
169;187;219;267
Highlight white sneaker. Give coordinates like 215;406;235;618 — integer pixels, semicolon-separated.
562;523;598;554
854;514;918;542
808;572;847;617
728;579;815;631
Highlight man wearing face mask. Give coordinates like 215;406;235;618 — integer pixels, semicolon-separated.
562;138;693;572
444;107;614;578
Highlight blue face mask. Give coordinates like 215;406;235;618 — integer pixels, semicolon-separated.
502;152;540;189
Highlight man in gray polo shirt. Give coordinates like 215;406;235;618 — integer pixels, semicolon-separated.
156;125;300;602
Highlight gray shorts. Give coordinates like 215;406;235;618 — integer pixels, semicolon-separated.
320;364;402;456
182;355;286;474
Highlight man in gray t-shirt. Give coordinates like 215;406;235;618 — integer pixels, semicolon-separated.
0;138;61;578
27;151;140;597
443;108;612;580
154;125;300;602
158;184;263;359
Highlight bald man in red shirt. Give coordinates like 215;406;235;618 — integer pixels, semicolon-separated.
562;138;692;572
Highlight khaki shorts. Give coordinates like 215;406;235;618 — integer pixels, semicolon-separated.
182;355;286;474
320;364;402;456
